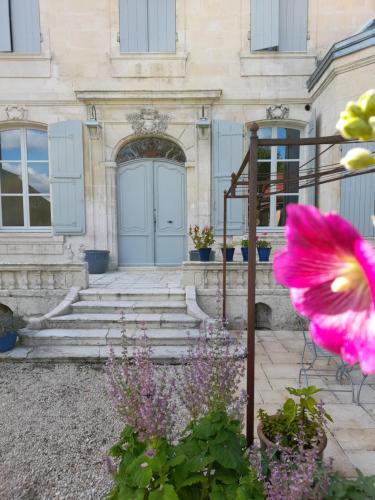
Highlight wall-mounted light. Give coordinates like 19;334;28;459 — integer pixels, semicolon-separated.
85;104;101;140
196;105;210;140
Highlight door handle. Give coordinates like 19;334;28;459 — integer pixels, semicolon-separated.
167;220;173;224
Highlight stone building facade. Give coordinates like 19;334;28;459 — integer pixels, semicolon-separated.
0;0;374;320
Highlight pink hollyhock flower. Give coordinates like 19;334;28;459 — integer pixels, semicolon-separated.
273;205;375;374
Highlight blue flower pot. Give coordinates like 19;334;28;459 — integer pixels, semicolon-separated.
241;247;248;262
257;247;271;262
84;250;110;274
221;247;235;262
198;248;212;262
0;331;17;352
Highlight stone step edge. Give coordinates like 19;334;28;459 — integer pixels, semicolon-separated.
18;328;203;347
0;345;246;363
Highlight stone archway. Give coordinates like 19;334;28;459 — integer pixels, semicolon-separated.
255;303;272;330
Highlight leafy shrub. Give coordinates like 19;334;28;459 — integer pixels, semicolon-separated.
107;411;265;500
326;470;375;499
257;386;332;448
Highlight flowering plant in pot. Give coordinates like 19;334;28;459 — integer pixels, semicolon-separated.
256;235;272;262
189;225;215;262
220;239;235;262
257;386;331;458
0;315;25;353
241;239;248;262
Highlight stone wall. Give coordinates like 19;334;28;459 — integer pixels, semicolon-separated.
0;264;88;318
182;262;299;330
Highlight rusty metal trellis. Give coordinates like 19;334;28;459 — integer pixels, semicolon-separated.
221;122;375;446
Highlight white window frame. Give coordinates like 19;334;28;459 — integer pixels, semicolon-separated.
257;126;300;231
0;127;51;232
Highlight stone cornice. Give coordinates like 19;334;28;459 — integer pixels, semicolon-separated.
75;90;223;103
309;52;375;101
307;26;375;91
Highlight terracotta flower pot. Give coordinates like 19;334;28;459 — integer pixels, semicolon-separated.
257;422;327;459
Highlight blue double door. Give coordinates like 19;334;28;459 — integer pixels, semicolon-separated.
118;159;187;266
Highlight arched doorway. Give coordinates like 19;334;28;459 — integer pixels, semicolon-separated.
116;138;187;266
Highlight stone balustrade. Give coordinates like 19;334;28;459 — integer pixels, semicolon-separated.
182;261;298;330
182;261;282;290
0;264;88;291
0;264;88;317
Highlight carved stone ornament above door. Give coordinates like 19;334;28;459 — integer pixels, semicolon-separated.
266;104;289;120
5;104;27;121
126;108;170;135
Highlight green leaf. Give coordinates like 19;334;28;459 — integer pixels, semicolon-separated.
168;453;186;467
179;475;206;488
149;484;179;500
283;398;297;426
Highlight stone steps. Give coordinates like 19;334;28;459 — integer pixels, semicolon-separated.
46;312;200;330
19;328;201;347
71;300;187;314
78;288;186;302
0;343;246;363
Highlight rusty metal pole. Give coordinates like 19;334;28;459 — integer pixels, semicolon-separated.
223;191;228;320
246;122;259;446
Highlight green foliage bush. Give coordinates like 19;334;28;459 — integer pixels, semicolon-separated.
107;411;265;500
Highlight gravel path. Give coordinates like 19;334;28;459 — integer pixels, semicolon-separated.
0;362;122;500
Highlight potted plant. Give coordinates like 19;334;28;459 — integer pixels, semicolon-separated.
189;225;215;262
220;239;235;262
0;315;25;353
257;386;331;458
256;235;272;262
241;239;248;262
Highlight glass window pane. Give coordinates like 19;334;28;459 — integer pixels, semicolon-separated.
27;129;48;161
29;196;51;226
257;162;271;196
277;128;300;160
258;127;272;160
28;163;50;194
277;162;299;193
276;195;299;227
0;130;21;161
0;162;23;193
257;161;271;227
1;196;24;226
117;138;186;163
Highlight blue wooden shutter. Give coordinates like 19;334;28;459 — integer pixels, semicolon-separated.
305;109;316;205
279;0;308;52
49;121;85;235
10;0;40;53
251;0;279;51
0;0;12;52
212;120;244;235
340;142;375;237
148;0;176;52
119;0;148;52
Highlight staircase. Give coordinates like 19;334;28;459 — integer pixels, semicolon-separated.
19;286;206;361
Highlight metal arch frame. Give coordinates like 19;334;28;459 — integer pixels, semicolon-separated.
221;122;375;446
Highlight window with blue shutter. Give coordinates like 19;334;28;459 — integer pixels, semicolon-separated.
251;0;308;52
0;0;41;53
212;120;244;236
340;142;375;237
0;1;12;52
119;0;176;53
49;121;86;235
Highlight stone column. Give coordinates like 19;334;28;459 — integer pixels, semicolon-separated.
104;161;118;270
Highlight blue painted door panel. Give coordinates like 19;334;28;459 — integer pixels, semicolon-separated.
118;160;186;266
154;161;186;265
118;161;154;265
